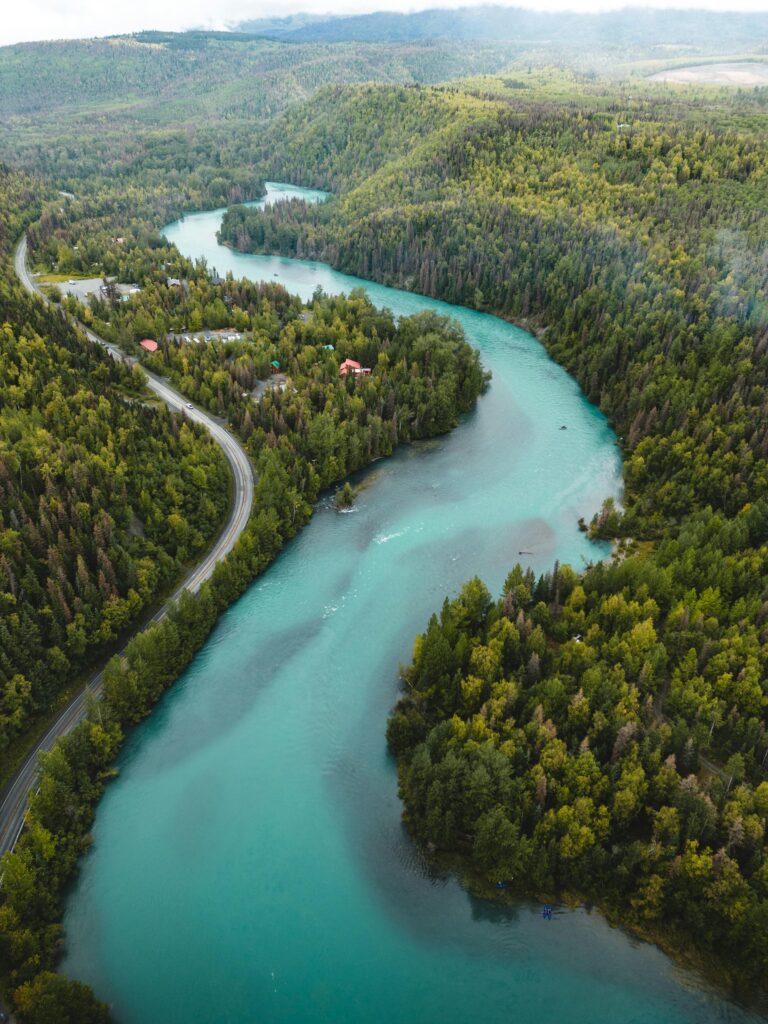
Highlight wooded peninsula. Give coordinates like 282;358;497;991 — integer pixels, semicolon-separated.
221;76;768;991
0;24;767;1022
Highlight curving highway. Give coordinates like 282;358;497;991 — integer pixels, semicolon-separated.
0;236;255;858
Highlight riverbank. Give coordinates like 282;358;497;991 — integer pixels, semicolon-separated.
4;230;492;1018
75;94;765;1015
414;837;768;1014
187;201;753;997
62;196;753;1024
0;233;254;1017
0;236;252;825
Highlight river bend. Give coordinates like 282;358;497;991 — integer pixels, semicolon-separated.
61;184;759;1024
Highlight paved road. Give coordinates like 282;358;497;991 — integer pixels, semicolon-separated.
0;237;254;858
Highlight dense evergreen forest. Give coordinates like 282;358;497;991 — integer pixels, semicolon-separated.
217;78;768;989
0;32;513;123
0;168;230;776
4;24;768;1015
221;78;768;534
0;135;487;1018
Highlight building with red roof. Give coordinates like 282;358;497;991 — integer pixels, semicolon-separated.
139;339;158;353
339;358;371;378
339;358;361;377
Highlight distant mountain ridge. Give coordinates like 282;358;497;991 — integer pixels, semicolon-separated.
234;14;342;37
235;4;768;51
0;33;514;121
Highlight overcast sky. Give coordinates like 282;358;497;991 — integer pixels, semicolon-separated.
3;0;768;47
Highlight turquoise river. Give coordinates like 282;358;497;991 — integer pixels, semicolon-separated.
62;184;763;1024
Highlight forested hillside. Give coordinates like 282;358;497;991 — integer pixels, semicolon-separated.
218;78;768;989
0;32;516;225
222;79;768;534
0;169;232;779
0;139;489;1017
0;32;513;122
4;24;768;1007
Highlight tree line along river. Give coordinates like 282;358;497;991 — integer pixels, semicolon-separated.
60;184;761;1024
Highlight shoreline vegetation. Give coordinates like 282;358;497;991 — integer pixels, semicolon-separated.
0;181;489;1019
0;173;239;1020
214;206;766;1000
416;791;767;1013
2;52;768;1019
387;563;768;1003
334;481;357;510
424;846;763;1011
215;79;768;998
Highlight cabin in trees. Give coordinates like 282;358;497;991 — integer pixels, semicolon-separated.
139;339;158;353
339;358;371;379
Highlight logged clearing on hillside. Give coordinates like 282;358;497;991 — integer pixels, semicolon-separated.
649;61;768;85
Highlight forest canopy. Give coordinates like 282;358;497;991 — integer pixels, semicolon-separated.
2;44;768;1011
0;150;488;1020
216;76;768;989
0;168;230;772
